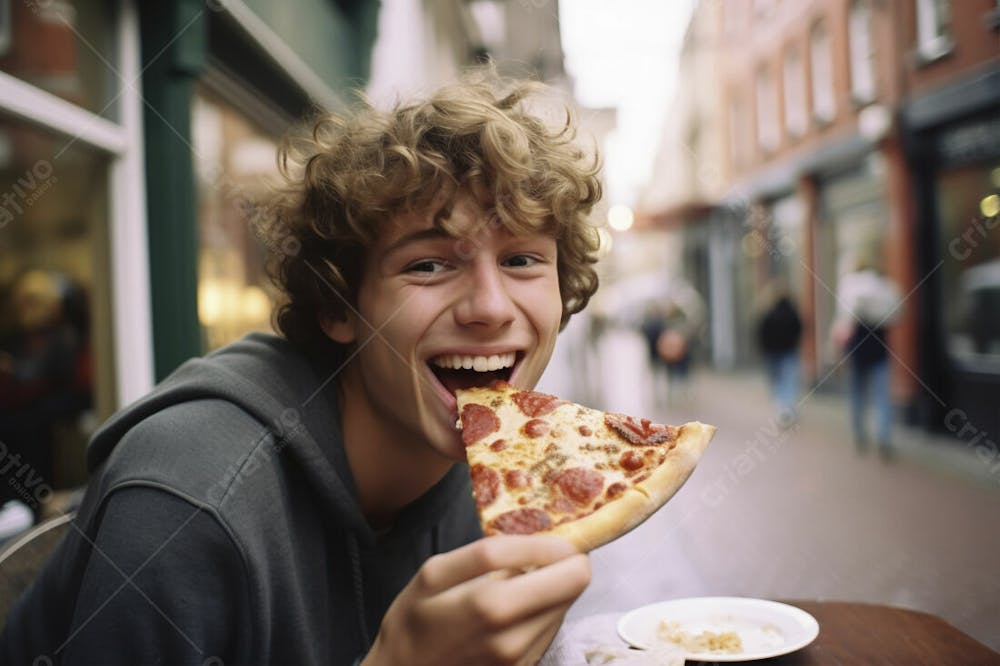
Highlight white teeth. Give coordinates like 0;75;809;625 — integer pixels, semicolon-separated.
431;352;516;372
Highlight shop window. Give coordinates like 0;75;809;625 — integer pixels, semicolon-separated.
0;115;112;506
0;0;117;119
810;20;835;124
940;161;1000;367
0;0;147;531
849;0;877;104
915;0;952;63
783;48;808;138
192;85;283;351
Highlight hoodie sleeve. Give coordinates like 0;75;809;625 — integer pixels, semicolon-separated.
58;486;253;665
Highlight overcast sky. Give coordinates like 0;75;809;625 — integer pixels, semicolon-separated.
559;0;695;210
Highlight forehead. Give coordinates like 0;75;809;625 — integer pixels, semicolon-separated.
383;195;491;243
378;193;558;251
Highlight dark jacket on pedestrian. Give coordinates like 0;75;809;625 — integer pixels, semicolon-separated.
757;297;803;355
0;333;482;665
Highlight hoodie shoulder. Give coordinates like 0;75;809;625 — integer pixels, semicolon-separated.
97;397;281;511
85;334;365;531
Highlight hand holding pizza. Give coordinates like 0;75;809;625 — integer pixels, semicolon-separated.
362;535;590;666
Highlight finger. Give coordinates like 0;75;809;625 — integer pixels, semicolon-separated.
517;608;566;666
486;604;567;666
425;552;588;638
416;535;578;594
480;553;590;623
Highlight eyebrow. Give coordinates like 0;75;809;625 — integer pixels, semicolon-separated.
382;226;454;256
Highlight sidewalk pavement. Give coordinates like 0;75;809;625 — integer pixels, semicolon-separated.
566;367;1000;652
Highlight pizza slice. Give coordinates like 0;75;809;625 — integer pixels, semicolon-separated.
457;382;715;552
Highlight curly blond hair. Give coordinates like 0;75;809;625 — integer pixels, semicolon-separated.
260;73;603;361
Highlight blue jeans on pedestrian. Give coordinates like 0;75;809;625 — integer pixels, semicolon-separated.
765;351;799;419
849;357;892;448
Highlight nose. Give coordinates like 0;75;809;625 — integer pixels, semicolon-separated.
453;259;517;329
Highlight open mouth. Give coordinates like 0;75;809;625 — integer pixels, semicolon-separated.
429;351;519;396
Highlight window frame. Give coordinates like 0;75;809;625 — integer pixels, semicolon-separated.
915;0;953;63
809;19;836;125
755;63;780;154
848;0;878;104
783;46;808;138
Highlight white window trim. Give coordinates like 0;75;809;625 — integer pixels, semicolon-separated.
0;0;154;407
110;0;154;406
810;23;836;124
756;66;779;153
915;0;953;62
848;1;877;104
783;49;807;137
0;72;127;153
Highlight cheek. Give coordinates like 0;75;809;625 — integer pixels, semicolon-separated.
536;278;564;334
519;279;564;378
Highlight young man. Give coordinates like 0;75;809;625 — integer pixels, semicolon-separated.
1;75;603;665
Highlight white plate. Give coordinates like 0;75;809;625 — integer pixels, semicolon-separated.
616;597;819;662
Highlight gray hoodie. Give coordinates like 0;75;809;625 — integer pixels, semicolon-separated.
1;333;481;665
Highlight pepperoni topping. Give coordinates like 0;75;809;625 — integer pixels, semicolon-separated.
619;450;645;471
489;439;507;452
522;418;551;438
461;404;500;446
504;469;530;490
489;508;552;535
578;425;593;437
605;482;627;500
512;390;565;417
546;496;576;515
470;464;500;508
604;414;677;447
550;467;604;505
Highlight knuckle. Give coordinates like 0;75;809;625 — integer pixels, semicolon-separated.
415;554;445;589
470;588;507;629
470;539;503;572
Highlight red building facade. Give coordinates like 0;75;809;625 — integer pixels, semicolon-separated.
653;0;999;433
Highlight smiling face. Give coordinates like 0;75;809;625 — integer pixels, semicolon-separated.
323;194;564;465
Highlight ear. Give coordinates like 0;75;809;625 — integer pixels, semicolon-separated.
318;311;357;344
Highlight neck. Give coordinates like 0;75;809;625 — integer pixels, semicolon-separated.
335;368;453;528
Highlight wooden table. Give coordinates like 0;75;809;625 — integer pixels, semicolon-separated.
541;600;999;665
757;600;999;665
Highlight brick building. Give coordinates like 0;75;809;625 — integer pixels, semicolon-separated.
641;0;999;435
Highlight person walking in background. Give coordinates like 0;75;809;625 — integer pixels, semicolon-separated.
755;278;802;426
640;276;705;407
831;254;903;458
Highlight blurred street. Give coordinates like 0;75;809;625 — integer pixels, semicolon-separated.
566;367;1000;652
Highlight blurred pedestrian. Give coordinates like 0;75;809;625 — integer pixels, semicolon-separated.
830;254;902;457
755;279;802;426
641;277;705;407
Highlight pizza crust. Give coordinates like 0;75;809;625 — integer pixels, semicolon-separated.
544;421;716;552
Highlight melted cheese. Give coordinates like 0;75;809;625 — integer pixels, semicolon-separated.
461;390;668;529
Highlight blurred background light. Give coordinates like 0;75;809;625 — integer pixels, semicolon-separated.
981;194;1000;219
607;203;634;231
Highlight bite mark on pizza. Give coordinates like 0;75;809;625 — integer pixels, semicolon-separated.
457;382;715;552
